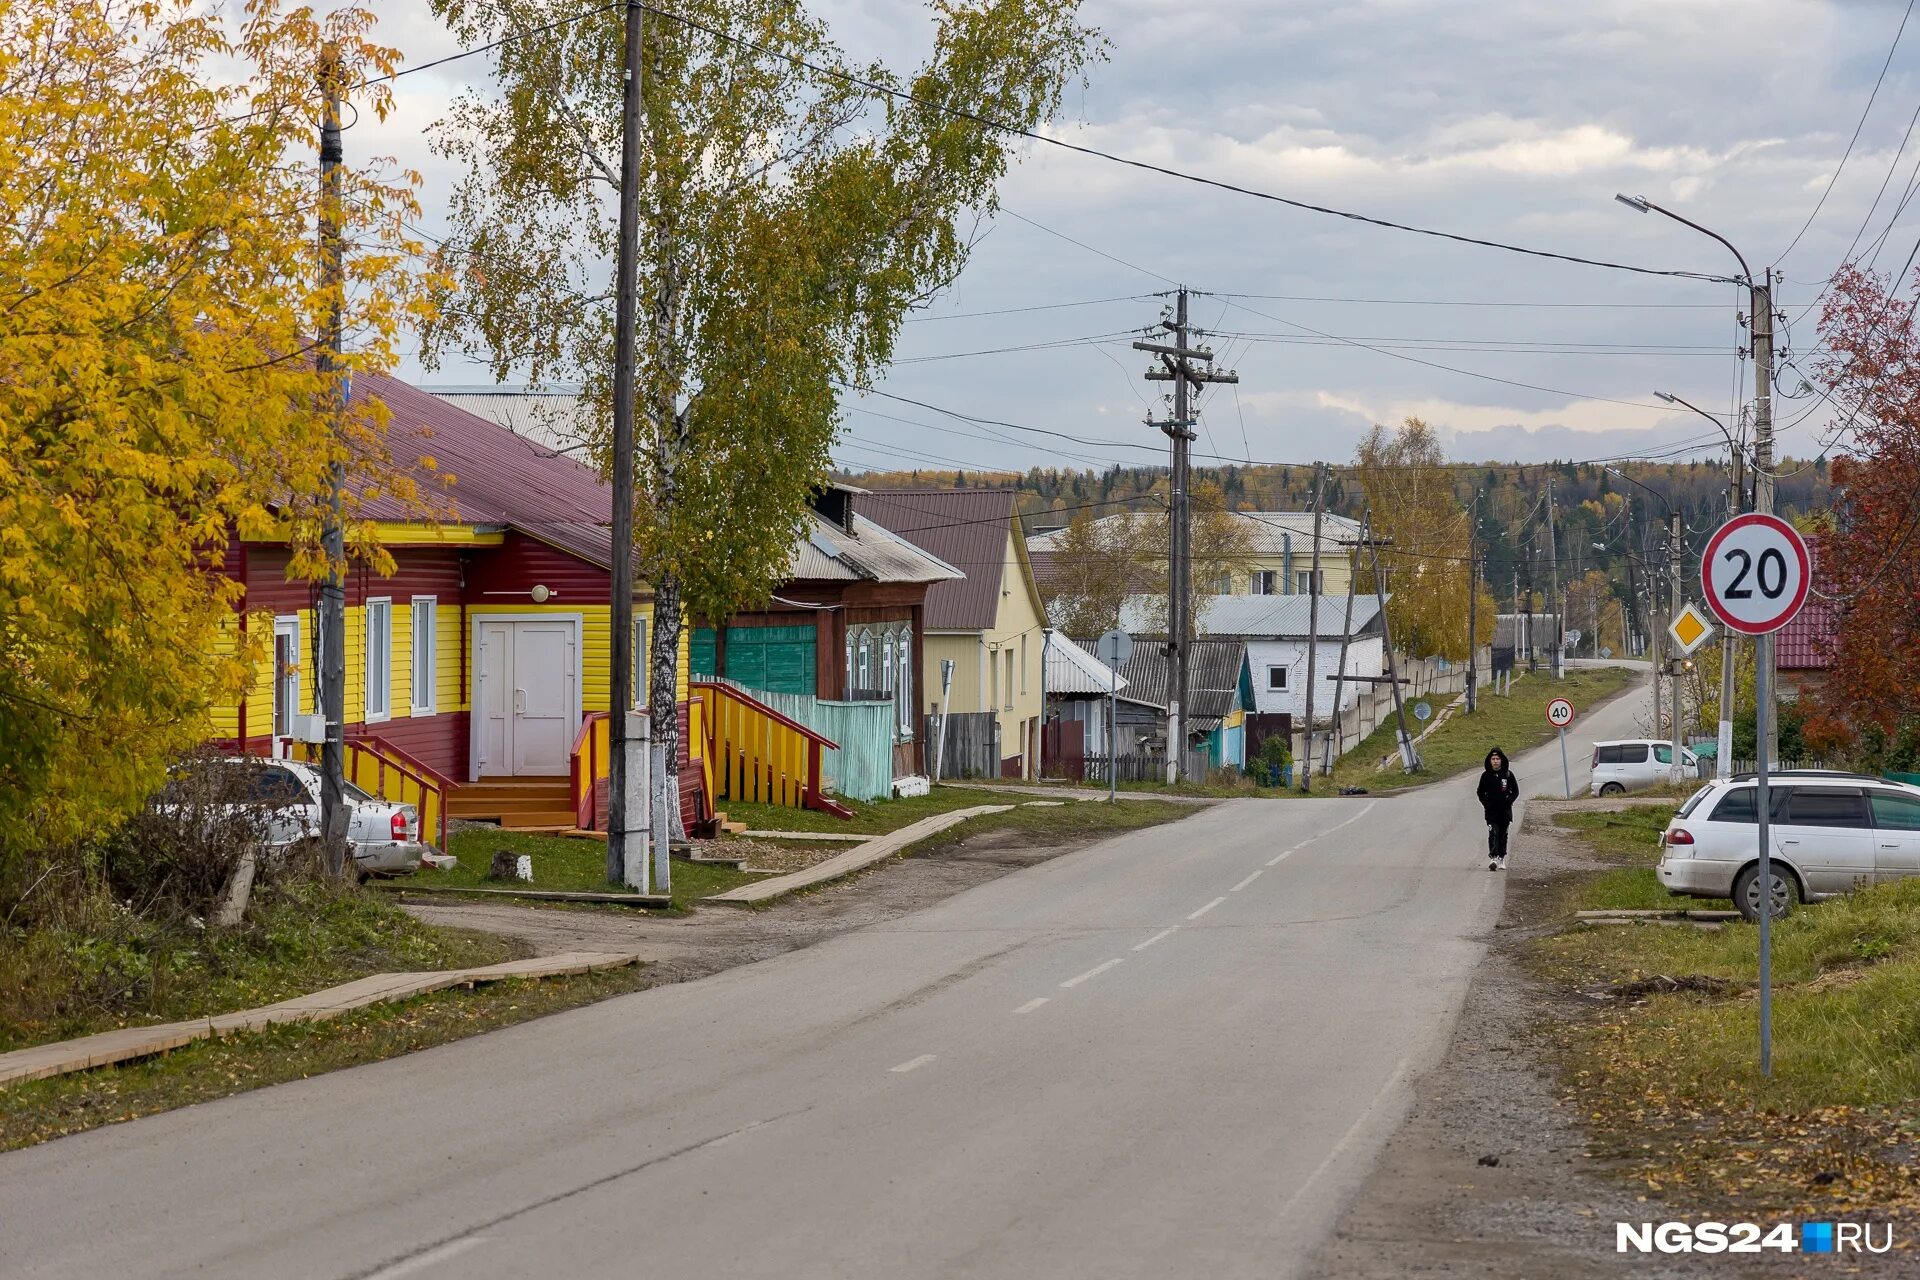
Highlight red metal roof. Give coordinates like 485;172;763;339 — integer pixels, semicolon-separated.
1777;537;1834;670
860;489;1024;630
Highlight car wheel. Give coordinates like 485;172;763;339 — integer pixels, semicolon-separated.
1599;782;1625;797
1732;863;1799;923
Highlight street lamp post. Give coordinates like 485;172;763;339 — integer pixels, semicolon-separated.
1655;390;1743;781
1616;193;1776;763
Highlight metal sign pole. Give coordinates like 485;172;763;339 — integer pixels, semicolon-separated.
1559;727;1571;800
1108;664;1118;804
1756;633;1774;1076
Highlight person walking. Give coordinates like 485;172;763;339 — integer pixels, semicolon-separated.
1477;747;1519;871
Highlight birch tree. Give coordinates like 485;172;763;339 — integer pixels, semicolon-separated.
425;0;1100;824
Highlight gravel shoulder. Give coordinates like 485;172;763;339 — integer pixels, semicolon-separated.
1311;807;1823;1278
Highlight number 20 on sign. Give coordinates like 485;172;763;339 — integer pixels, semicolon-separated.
1700;513;1811;636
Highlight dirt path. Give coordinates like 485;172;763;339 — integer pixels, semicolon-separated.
1311;810;1823;1278
400;824;1128;990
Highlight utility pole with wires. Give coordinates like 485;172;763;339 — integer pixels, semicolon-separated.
1465;490;1480;714
315;44;349;878
606;0;649;890
1347;512;1418;771
1752;272;1778;765
1717;454;1742;780
1329;532;1361;770
1668;508;1687;783
1546;477;1563;680
1300;461;1326;787
1135;286;1236;784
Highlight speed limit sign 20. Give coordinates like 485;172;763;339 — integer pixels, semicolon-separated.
1700;514;1812;636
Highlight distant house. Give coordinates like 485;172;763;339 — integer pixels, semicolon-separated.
425;385;596;456
1778;538;1835;699
1118;594;1388;726
1103;637;1253;771
1042;634;1130;764
864;489;1050;778
1027;510;1362;601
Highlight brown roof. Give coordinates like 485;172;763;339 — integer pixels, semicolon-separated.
1779;537;1834;671
860;489;1026;630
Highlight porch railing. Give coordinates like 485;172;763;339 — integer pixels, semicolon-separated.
293;735;452;851
692;680;851;818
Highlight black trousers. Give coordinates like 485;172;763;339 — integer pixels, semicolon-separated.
1488;821;1510;860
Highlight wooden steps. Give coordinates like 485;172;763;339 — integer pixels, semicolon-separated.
448;777;575;831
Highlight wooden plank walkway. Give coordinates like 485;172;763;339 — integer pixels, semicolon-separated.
708;806;1017;905
0;951;641;1090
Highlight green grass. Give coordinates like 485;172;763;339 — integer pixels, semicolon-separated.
0;881;520;1055
1551;805;1733;913
438;830;759;906
721;785;1047;836
903;797;1192;856
0;963;655;1153
1326;666;1638;791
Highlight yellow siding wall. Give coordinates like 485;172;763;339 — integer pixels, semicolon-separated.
923;526;1049;775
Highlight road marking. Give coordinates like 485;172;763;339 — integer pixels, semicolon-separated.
1132;927;1178;952
890;1054;937;1074
1231;869;1264;892
1187;896;1227;920
1267;800;1380;867
362;1238;487;1280
1013;997;1050;1014
1060;958;1123;988
1278;1055;1413;1224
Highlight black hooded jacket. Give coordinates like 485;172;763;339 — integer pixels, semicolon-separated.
1477;748;1519;824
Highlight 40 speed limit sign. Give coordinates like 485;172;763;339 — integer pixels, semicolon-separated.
1700;513;1812;636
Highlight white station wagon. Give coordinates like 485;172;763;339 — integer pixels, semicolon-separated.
1657;772;1920;920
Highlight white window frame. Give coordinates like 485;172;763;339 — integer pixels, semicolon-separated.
895;631;913;741
1004;649;1014;711
410;596;437;716
273;615;301;743
1266;664;1289;692
364;597;392;723
1252;570;1277;596
1020;635;1029;695
1295;570;1321;595
633;616;649;709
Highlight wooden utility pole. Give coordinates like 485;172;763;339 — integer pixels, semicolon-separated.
1546;477;1563;680
1328;532;1360;769
1465;490;1479;714
1752;273;1777;763
1136;288;1235;783
316;45;348;878
607;0;647;888
1300;461;1326;788
1360;512;1418;771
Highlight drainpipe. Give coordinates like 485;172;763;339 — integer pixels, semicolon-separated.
1283;532;1293;593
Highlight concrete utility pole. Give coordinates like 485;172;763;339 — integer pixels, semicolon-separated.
1349;512;1417;771
1465;490;1479;714
1300;461;1326;788
1669;510;1686;783
1136;288;1236;783
606;0;647;889
1546;477;1563;680
315;45;348;878
1752;273;1777;764
1329;533;1360;770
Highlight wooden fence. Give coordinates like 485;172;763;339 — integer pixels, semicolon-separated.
927;711;1000;780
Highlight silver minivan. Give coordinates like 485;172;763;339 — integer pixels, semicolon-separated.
1590;739;1697;796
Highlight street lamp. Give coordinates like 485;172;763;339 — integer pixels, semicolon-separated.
1617;192;1778;763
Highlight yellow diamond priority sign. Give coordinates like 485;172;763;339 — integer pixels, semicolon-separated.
1668;601;1715;656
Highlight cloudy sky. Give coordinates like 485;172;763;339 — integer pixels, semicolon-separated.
363;0;1919;469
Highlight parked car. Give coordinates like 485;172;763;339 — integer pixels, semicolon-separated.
1657;772;1920;920
168;758;426;878
1589;739;1697;796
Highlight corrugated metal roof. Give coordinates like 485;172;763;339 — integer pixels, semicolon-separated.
1027;510;1361;558
787;508;962;585
1118;593;1384;638
1102;638;1244;720
861;489;1023;630
1778;538;1834;670
1046;634;1127;696
424;388;597;455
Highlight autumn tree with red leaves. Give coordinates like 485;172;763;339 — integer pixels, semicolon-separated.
1806;264;1920;767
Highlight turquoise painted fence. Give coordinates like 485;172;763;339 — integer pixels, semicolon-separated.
1887;772;1920;788
713;679;895;802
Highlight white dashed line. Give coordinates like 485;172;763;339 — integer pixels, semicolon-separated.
1231;869;1264;892
1060;958;1123;988
1132;927;1178;952
363;1238;488;1280
1187;896;1227;921
1267;800;1380;866
1267;847;1300;867
890;1054;937;1074
1013;997;1050;1015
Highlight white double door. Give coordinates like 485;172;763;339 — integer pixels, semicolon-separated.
475;619;579;777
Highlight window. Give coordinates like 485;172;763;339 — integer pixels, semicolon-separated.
1710;789;1759;823
857;634;872;693
364;598;391;722
1214;573;1234;593
1266;665;1289;691
1782;788;1872;829
1004;650;1014;711
1251;570;1277;596
633;616;649;708
1295;570;1321;594
1653;744;1672;765
1620;743;1649;764
410;597;436;715
1871;791;1920;831
273;618;299;738
1020;635;1029;695
247;766;309;808
895;633;913;740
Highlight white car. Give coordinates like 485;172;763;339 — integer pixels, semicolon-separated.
175;758;427;877
1590;739;1698;796
1657;772;1920;920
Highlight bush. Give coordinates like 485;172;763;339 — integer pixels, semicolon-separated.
95;754;279;924
1245;733;1293;785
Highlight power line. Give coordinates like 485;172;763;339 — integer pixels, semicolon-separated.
902;294;1156;322
634;1;1734;285
1774;0;1916;266
1214;292;1729;310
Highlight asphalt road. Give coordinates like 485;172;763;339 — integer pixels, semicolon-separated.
0;677;1654;1280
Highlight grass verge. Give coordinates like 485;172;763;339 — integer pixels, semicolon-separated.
0;881;521;1055
1327;666;1638;792
0;964;653;1153
1550;804;1733;912
721;785;1046;836
904;797;1192;858
1530;818;1920;1214
436;830;759;906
